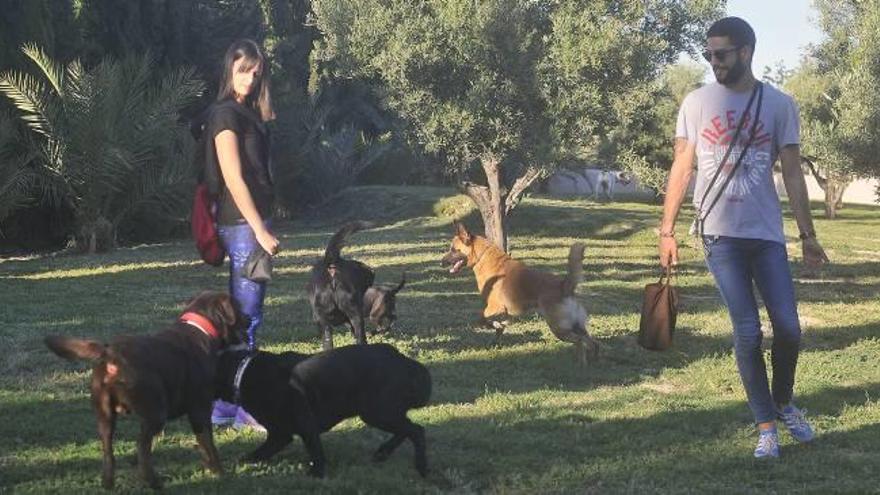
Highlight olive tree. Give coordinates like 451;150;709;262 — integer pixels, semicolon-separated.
312;0;721;250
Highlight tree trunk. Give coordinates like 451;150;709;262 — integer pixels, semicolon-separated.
824;185;837;220
75;216;115;254
461;155;508;251
823;178;848;219
459;160;547;252
505;165;545;215
802;156;851;220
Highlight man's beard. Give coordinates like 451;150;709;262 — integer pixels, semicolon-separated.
714;58;747;85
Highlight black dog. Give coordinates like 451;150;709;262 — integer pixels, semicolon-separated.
44;291;245;489
215;344;431;477
306;221;375;350
363;273;406;335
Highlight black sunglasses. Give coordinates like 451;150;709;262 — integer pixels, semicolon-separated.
702;46;741;62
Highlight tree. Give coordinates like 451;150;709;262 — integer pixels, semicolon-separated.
0;45;204;252
832;0;880;181
785;0;880;217
258;0;316;105
0;109;39;224
785;61;854;219
612;61;705;198
0;0;79;72
312;0;721;250
269;77;393;211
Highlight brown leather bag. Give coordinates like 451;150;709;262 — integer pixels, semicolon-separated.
638;267;678;351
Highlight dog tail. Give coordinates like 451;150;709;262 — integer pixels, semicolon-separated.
391;272;407;295
561;242;586;296
323;221;372;265
44;335;107;362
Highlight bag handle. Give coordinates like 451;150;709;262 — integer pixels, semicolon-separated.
658;265;675;285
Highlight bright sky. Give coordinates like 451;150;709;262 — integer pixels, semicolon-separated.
686;0;826;80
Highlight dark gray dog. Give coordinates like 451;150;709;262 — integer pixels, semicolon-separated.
306;222;374;350
363;273;406;335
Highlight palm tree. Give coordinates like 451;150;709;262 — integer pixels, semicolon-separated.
0;110;40;226
272;79;393;209
0;44;204;252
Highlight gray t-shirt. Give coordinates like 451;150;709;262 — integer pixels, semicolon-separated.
676;82;800;243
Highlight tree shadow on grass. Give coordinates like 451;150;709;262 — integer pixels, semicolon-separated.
420;382;880;493
5;348;878;493
801;321;880;353
422;328;738;406
8;382;877;493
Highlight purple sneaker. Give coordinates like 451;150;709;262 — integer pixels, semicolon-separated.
754;427;780;459
233;407;266;433
211;400;237;427
777;404;815;443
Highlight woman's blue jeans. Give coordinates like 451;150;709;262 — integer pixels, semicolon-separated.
703;236;801;424
218;221;269;351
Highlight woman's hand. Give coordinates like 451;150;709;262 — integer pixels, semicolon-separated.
256;228;279;255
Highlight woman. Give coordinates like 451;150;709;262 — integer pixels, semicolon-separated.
207;39;279;430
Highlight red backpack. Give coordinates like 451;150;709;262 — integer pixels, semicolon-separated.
191;182;225;266
190;104;226;266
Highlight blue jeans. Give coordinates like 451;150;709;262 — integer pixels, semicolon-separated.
218;221;269;350
703;236;801;424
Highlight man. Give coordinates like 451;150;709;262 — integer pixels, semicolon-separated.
658;17;829;459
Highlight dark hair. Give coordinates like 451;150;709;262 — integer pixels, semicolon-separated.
707;17;756;50
217;39;274;121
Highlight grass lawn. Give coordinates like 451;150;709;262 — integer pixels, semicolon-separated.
1;186;878;494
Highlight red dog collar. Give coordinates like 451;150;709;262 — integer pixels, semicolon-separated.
179;312;220;339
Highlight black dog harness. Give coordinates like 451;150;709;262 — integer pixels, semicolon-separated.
232;354;254;405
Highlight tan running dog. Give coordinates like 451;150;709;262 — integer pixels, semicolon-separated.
441;222;598;362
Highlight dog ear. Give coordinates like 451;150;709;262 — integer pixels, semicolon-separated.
184;290;207;307
453;221;473;245
213;293;240;341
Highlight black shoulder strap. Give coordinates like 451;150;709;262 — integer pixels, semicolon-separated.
696;82;764;235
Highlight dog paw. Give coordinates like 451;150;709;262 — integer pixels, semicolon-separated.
474;318;493;330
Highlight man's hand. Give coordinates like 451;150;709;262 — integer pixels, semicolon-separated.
659;235;678;268
802;237;828;268
658;138;695;269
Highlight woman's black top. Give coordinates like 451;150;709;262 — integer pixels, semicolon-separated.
205;99;273;225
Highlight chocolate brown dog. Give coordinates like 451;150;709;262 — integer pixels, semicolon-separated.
44;291;245;489
215;343;431;478
441;221;598;362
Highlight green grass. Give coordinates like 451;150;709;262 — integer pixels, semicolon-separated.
1;186;879;494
